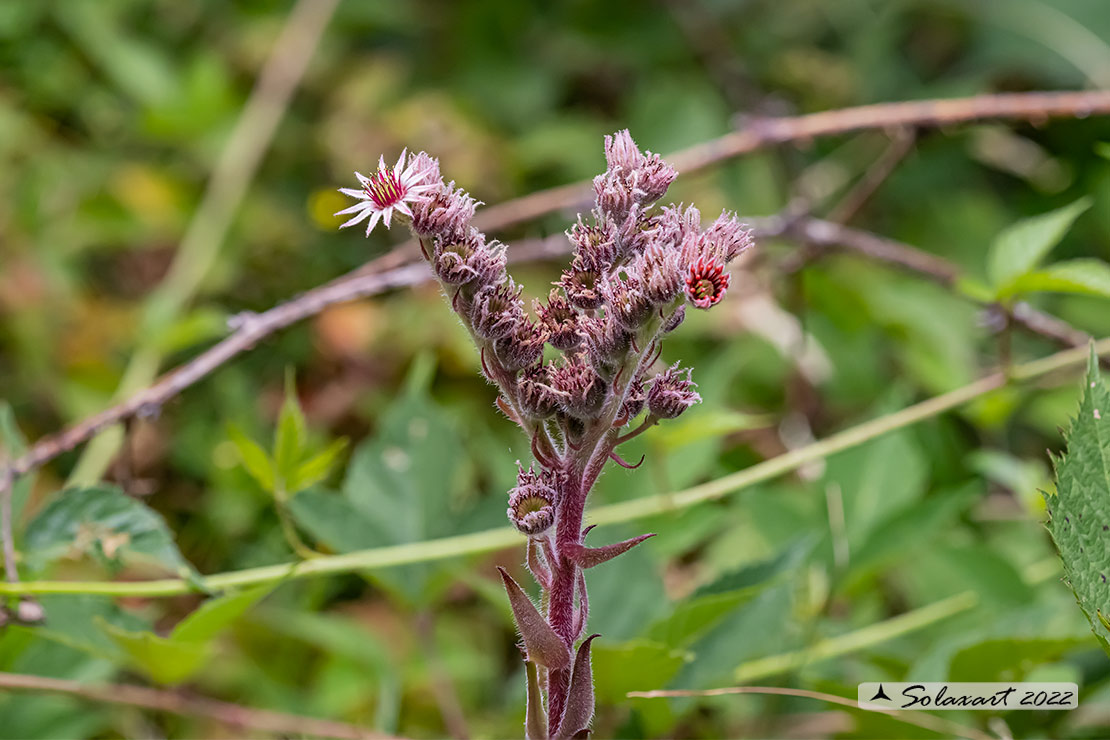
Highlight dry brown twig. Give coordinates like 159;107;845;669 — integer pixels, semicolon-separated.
2;88;1108;575
0;670;400;740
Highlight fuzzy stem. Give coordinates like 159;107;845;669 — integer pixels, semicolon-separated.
545;466;586;730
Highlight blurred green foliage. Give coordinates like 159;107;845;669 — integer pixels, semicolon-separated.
3;0;1110;738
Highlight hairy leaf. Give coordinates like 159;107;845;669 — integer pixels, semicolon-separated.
557;634;599;739
498;567;570;670
1045;350;1110;654
524;660;547;740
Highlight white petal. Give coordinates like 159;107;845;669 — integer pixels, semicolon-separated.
338;187;367;199
336;201;374;216
354;171;372;186
394;149;407;176
364;210;382;236
377;155;387;172
339;206;373;229
382;207;394;228
395;201;413;218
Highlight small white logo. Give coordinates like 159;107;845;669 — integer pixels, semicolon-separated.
858;683;1078;711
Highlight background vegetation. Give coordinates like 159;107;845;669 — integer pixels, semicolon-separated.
4;1;1110;738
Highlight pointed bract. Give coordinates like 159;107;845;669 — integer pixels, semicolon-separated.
556;634;599;739
498;567;571;670
566;533;656;569
525;660;548;740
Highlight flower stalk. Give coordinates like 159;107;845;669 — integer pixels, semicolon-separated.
336;130;753;737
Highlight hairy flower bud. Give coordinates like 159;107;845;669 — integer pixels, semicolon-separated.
537;290;584;350
640;243;684;305
703;210;754;262
432;228;504;286
550;353;607;419
646;364;701;419
495;317;548;372
620;380;647;421
685;256;730;309
593;172;635;224
471;278;525;340
507;466;556;536
662;303;686;333
568;217;617;270
518;364;559;419
607;274;652;331
586;315;632;366
602;130;677;206
411;180;479;239
559;264;605;310
616;205;657;258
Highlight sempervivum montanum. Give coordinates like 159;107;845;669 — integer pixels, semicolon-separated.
336;131;752;738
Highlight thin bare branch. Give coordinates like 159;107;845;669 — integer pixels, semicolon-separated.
68;0;341;487
475;90;1110;231
826;128;916;224
0;671;401;740
0;466;14;585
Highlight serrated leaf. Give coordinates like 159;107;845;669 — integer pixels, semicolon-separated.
1045;350;1110;654
1003;258;1110;299
228;424;275;493
987;197;1090;292
288;437;348;493
24;485;193;575
274;369;308;487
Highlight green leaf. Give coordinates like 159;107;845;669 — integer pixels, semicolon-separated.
948;637;1086;682
273;369;308;488
97;584;273;684
97;619;207;685
1045;350;1110;654
23;485;193;575
987;197;1090;293
170;584;273;643
591;640;691;704
228;425;275;493
288;437;349;494
1004;259;1110;299
0;401;33;523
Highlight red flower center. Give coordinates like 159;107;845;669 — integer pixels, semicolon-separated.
686;258;729;308
363;168;406;209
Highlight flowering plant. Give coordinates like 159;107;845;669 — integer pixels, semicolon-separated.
338;131;752;738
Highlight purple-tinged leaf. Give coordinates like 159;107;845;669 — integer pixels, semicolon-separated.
527;537;552;590
498;567;571;670
556;634;599;739
525;660;548;740
571;569;588;640
566;533;655;569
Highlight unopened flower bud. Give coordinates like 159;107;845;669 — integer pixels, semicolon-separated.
411;180;478;239
621;380;647;421
432;228;493;285
586;316;632;366
703;210;754;262
558;267;605;310
616;206;657;258
568;217;617;269
507;466;556;536
662;304;686;333
608;274;652;331
518;364;559;419
550;353;607;419
593;172;635;223
646;364;701;419
495;317;548;372
471;278;525;340
640;243;683;305
537;290;584;350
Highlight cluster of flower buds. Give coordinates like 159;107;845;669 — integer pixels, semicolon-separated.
337;131;752;739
